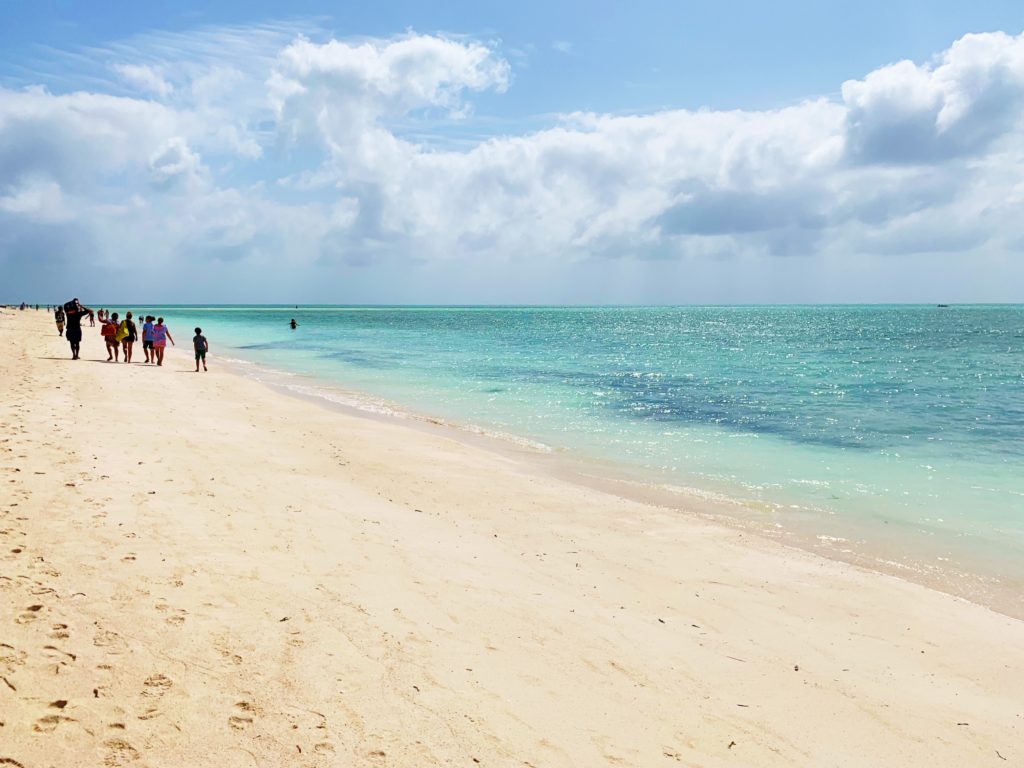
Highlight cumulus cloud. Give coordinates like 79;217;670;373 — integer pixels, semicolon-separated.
269;34;510;149
842;31;1024;164
148;137;206;192
2;26;1024;302
114;63;173;97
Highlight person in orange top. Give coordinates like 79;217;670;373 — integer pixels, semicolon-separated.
101;312;121;362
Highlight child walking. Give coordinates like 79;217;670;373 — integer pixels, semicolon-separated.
193;327;209;372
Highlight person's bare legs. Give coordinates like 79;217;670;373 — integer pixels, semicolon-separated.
156;347;165;366
106;341;114;361
112;341;120;362
124;340;133;363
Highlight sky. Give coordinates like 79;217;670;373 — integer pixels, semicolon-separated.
2;1;1024;304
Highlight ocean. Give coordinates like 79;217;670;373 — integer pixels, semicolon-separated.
111;305;1024;608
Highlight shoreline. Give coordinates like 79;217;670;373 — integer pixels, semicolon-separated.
216;339;1024;620
2;307;1022;766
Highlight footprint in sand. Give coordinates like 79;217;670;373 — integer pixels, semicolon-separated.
228;701;256;730
137;674;171;721
42;645;77;665
103;738;140;766
1;643;27;672
15;604;44;624
31;563;61;579
216;646;243;665
33;713;76;732
49;623;70;640
94;629;129;654
155;604;187;626
28;582;56;597
142;674;172;697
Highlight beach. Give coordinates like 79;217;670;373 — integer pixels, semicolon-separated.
1;308;1021;767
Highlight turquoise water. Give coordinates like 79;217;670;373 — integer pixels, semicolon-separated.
115;305;1024;592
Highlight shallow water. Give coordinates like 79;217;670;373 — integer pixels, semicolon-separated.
113;305;1024;597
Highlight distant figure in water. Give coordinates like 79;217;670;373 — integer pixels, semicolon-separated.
290;318;298;329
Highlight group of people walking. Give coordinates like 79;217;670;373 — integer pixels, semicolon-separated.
55;299;209;371
97;310;173;365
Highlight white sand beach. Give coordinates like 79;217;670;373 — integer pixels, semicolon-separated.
1;308;1021;767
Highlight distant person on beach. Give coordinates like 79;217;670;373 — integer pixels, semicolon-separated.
120;312;138;363
152;317;174;366
142;315;155;363
290;318;298;329
63;298;93;359
193;327;209;372
102;312;121;362
54;306;65;337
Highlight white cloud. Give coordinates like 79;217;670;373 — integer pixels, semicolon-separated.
269;34;510;147
0;177;67;220
2;26;1024;302
113;63;173;97
842;31;1024;163
148;137;205;190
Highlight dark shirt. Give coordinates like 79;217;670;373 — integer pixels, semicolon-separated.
193;334;208;351
65;308;86;330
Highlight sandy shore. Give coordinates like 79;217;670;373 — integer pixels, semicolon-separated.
1;307;1021;767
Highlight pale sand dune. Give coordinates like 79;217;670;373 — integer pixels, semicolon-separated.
0;308;1021;767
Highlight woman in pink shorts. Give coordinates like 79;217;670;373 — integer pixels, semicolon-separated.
151;317;175;366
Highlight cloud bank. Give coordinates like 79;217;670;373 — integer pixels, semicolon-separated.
2;26;1024;302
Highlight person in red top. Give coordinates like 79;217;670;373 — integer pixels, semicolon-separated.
101;312;121;362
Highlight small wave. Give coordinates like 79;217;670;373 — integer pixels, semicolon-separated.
283;383;406;418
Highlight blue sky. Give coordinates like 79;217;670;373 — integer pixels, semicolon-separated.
2;1;1024;303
